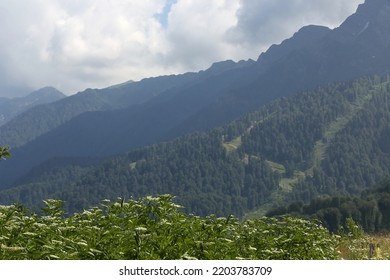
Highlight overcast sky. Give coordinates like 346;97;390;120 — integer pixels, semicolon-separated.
0;0;364;97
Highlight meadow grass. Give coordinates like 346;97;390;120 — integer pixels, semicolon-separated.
338;233;390;260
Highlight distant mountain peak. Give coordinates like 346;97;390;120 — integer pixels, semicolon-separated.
360;0;390;10
257;25;330;66
28;87;66;99
0;87;65;127
205;59;255;75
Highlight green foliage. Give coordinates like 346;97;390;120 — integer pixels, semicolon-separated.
0;195;338;260
345;217;365;239
0;146;11;160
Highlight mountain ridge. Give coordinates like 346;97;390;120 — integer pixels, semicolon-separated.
0;87;65;127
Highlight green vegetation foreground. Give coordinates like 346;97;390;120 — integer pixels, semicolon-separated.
0;195;339;260
2;194;390;260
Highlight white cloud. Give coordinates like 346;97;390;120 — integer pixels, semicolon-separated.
0;0;363;97
0;0;168;95
163;0;240;71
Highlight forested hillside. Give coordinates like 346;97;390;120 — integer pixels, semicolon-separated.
267;177;390;233
0;132;279;216
1;76;390;217
293;78;390;200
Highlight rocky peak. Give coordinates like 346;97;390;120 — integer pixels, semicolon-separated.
204;59;256;76
335;0;390;39
257;25;330;65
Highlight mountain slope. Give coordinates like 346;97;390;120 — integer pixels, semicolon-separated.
2;76;390;217
0;73;201;148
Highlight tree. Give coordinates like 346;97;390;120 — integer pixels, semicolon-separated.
0;146;11;160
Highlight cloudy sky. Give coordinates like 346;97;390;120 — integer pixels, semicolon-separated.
0;0;364;97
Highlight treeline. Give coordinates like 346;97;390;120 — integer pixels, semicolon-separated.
268;178;390;233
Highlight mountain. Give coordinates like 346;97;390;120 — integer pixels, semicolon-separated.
256;25;331;71
0;59;257;186
1;76;390;217
242;0;390;102
0;87;65;126
0;73;200;148
1;0;390;191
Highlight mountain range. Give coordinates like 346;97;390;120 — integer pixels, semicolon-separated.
1;75;389;217
0;87;65;127
1;0;390;217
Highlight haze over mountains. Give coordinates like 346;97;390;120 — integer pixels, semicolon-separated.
0;87;65;126
1;0;390;216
